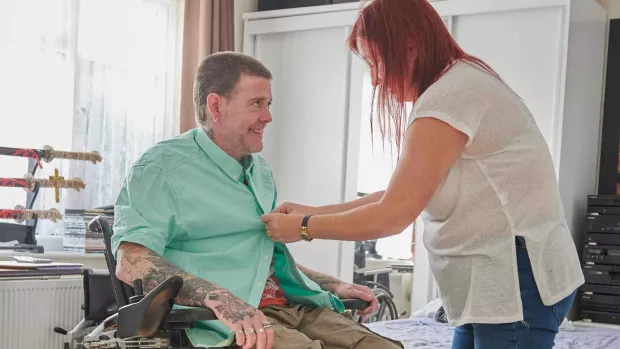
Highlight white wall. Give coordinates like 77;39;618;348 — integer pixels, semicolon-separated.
234;0;258;51
597;0;620;19
234;0;619;52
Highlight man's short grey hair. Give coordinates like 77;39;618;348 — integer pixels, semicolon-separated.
193;52;272;128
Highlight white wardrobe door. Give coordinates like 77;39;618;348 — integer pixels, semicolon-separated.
451;7;565;161
254;26;352;279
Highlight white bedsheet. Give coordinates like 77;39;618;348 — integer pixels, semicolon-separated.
366;317;620;349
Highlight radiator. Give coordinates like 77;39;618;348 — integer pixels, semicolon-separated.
0;278;83;349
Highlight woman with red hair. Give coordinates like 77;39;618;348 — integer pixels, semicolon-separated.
261;1;583;347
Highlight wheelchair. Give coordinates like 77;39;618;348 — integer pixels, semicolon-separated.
352;241;400;324
58;216;370;349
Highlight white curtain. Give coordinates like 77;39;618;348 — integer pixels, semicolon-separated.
0;0;179;237
67;0;178;210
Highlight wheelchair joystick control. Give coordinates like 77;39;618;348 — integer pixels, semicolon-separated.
133;279;144;295
129;278;146;304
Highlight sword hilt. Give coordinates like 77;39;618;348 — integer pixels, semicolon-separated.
43;145;102;164
0;175;86;192
33;174;86;191
1;205;63;223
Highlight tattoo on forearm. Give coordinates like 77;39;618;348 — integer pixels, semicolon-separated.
117;243;255;324
297;264;343;291
210;291;256;322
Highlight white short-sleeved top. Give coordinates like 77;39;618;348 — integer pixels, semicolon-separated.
409;61;584;326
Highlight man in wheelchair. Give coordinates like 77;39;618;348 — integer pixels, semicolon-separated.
108;52;403;349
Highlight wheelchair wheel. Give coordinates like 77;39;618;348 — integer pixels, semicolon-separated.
374;290;398;322
357;289;399;324
365;281;394;299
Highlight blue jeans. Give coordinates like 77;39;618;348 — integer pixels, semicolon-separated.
451;237;577;349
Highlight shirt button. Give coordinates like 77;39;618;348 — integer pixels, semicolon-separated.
257;281;263;286
264;255;269;260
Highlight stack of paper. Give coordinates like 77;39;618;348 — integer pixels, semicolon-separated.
0;260;83;277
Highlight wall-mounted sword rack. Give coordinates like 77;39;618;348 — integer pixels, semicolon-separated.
0;145;102;253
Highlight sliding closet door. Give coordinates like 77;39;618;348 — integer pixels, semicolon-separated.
246;16;359;281
254;26;350;200
450;6;566;169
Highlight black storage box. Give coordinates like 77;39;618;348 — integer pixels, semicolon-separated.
583;244;620;265
586;215;620;233
588;195;620;208
580;310;620;325
582;264;620;286
581;292;620;313
582;283;620;296
586;232;620;245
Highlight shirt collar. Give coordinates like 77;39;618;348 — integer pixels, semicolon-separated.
194;128;254;182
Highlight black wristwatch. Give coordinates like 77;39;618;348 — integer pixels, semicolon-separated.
301;215;313;242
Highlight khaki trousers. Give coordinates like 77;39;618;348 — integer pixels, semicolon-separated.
256;304;404;349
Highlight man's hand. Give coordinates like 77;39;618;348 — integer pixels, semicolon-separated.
294;264;380;319
332;283;379;318
205;292;274;349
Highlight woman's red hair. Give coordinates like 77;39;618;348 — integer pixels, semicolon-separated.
348;0;500;152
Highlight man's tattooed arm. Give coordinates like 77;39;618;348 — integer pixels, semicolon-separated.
116;242;256;324
296;264;344;292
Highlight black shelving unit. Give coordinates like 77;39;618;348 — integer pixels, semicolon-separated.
579;195;620;325
598;19;620;195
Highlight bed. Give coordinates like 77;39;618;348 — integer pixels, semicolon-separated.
366;316;620;349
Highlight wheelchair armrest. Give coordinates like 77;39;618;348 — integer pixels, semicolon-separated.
166;307;218;323
103;312;118;330
341;298;370;310
117;276;183;338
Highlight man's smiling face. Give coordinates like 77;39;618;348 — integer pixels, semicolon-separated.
210;74;273;160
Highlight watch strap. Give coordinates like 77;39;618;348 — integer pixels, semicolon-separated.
301;215;313;241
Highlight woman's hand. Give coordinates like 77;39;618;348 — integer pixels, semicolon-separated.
272;201;314;215
260;213;305;243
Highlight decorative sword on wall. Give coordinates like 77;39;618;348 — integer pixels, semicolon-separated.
0;145;102;168
0;173;85;192
0;171;85;203
0;205;63;223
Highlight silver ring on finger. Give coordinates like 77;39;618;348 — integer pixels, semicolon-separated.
235;329;244;336
244;328;255;335
256;328;265;333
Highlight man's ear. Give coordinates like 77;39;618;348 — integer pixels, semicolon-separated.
206;93;222;122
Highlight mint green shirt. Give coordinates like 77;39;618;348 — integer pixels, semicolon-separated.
112;128;343;348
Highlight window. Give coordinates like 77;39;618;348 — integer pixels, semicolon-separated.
354;15;452;259
0;0;180;236
356;69;417;260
